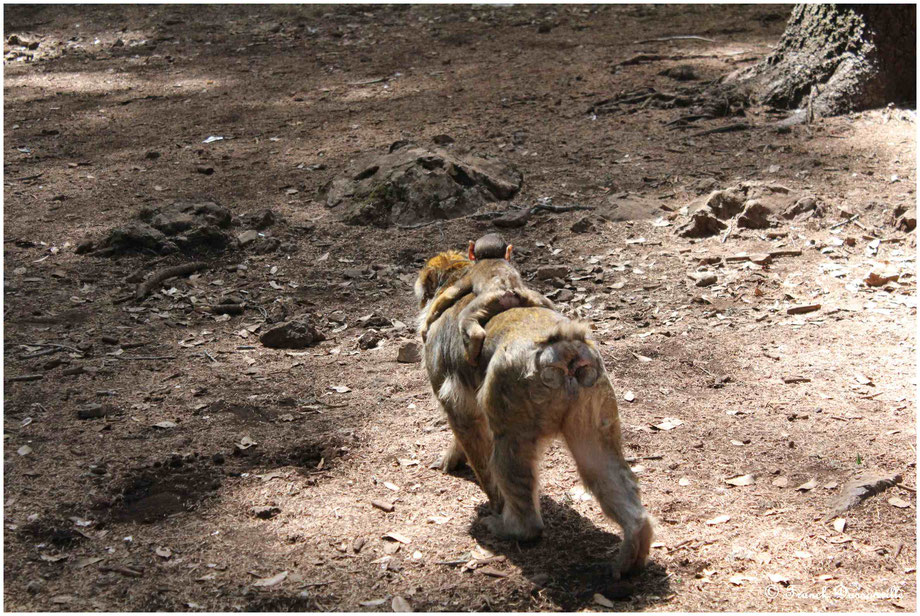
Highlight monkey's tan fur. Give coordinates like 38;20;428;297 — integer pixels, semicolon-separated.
415;250;653;578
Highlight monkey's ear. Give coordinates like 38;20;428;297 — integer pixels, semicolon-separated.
468;240;476;261
504;244;513;261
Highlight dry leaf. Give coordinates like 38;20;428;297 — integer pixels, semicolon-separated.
888;497;910;509
253;570;288;587
654;417;683;431
768;573;790;585
383;531;411;544
155;546;172;559
17;445;32;456
705;514;730;525
391;596;412;612
360;599;386;607
795;478;818;491
593;593;615;608
329;385;351;393
832;518;846;533
772;477;789;488
678;478;690;487
725;474;755;487
153;421;177;429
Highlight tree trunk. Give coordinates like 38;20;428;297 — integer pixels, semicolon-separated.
747;4;915;116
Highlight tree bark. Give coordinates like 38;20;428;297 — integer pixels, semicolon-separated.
744;4;915;116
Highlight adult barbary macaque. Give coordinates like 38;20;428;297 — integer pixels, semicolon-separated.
419;233;555;365
415;248;653;578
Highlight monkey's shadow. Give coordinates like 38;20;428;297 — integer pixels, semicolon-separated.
460;488;671;611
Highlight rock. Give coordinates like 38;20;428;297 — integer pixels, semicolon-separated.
602;194;661;221
895;206;916;232
493;208;532;228
535;265;569;280
252;237;281;254
551;289;575;303
259;317;325;349
358;313;392;328
143;200;232;233
237;230;259;246
93;200;234;256
659;64;698;81
706;189;746;219
251;505;281;520
248;209;276;230
431;134;455;145
75;239;95;254
570;216;597;234
737;200;774;229
357;331;383;350
396;341;421;363
782;196;818;219
195;166;215;175
320;142;522;227
102;222;173;254
689;271;718;287
77;404;109;420
145;150;161;160
749;253;773;266
677;208;727;238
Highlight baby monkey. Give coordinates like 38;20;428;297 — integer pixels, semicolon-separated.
420;233;554;365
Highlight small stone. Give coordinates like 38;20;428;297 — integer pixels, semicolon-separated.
237;230;259;246
145;151;161;160
195;166;215;175
397;341;421;363
251;505;281;519
737;200;774;229
689;271;717;287
678;208;727;238
570;216;596;234
260;316;325;349
535;265;569;280
492;208;531;229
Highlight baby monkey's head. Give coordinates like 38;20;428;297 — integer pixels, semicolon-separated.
469;233;512;261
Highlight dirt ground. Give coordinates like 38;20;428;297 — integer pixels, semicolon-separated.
3;4;916;612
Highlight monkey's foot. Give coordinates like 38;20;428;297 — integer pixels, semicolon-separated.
613;515;653;579
429;446;467;473
482;513;543;542
464;334;485;366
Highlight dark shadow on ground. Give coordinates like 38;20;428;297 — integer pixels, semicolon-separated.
468;497;671;611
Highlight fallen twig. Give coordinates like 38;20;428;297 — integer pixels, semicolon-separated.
19;342;85;356
689;123;750;138
15;172;45;182
135;262;207;300
634;35;715;44
829;214;859;230
111;355;177;361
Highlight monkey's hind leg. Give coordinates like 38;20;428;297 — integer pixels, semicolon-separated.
437;378;503;512
484;432;545;541
562;383;653;578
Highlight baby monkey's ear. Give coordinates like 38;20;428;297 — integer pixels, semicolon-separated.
505;244;513;261
468;240;477;261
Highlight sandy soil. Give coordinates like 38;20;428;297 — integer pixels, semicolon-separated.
3;4;916;612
